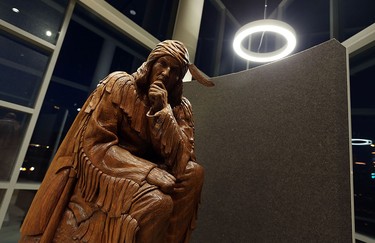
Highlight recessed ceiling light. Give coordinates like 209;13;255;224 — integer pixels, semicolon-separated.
12;8;20;13
46;30;52;37
130;9;136;15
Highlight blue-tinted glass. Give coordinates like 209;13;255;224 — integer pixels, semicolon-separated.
105;0;179;41
342;0;375;40
110;46;145;74
197;0;247;76
219;16;247;75
0;107;30;181
0;190;36;241
284;0;330;52
53;20;104;86
350;45;375;110
196;0;221;76
0;0;68;44
18;82;88;183
0;34;49;107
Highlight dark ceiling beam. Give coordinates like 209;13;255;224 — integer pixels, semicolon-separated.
330;0;340;39
268;0;295;19
210;0;241;28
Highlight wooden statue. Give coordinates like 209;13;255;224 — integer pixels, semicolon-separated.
20;40;214;243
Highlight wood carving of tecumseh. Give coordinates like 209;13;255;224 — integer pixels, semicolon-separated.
20;40;214;243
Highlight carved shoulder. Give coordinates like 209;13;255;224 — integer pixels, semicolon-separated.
84;71;132;113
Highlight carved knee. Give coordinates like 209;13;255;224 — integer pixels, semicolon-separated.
151;190;174;217
133;189;174;242
132;189;174;224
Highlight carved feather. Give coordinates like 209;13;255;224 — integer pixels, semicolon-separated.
188;63;215;87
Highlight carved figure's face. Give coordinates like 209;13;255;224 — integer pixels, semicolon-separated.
149;55;181;93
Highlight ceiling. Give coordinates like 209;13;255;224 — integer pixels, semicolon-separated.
221;0;282;25
218;0;375;48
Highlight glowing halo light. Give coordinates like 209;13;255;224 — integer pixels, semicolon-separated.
352;138;373;146
233;19;297;63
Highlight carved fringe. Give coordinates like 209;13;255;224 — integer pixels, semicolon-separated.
74;148;140;242
76;148;140;217
117;81;148;140
173;98;194;127
66;72;150;242
174;98;196;162
74;211;139;243
84;72;124;114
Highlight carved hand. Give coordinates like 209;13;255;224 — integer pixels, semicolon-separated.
147;167;176;194
148;81;168;114
174;161;201;193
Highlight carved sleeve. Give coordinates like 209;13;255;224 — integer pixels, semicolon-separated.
146;97;196;177
82;78;157;185
71;73;159;219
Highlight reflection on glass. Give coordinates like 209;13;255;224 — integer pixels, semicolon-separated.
18;143;52;183
350;44;375;237
18;83;88;183
352;144;375;237
0;190;36;242
0;34;49;107
0;0;67;44
0;108;29;181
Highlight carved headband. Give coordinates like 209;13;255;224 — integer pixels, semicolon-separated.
148;40;214;87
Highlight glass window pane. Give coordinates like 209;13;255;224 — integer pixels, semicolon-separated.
0;0;68;44
18;83;88;183
52;20;104;85
342;0;375;41
0;107;30;181
0;190;36;242
0;34;49;107
284;0;330;53
350;44;375;238
105;0;179;40
196;0;222;76
110;46;145;74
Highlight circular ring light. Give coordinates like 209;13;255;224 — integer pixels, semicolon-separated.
352;139;373;146
233;19;297;63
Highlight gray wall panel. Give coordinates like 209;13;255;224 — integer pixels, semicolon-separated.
185;39;352;242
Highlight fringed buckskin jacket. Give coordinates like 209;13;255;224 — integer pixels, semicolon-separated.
20;71;196;242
